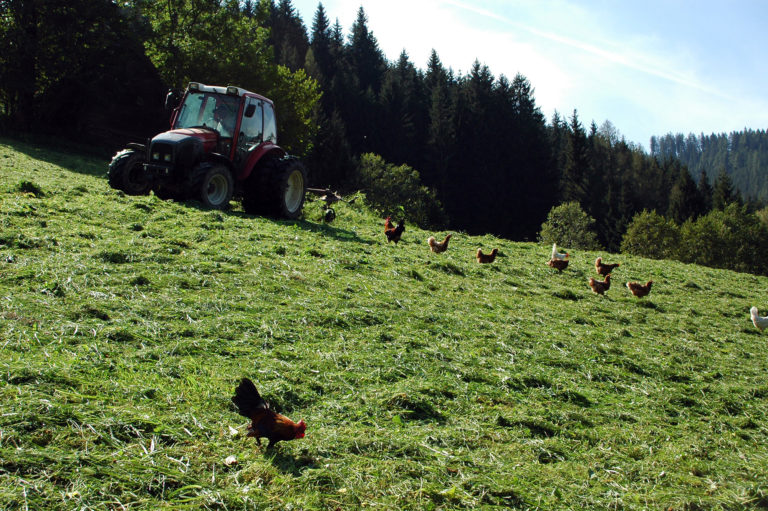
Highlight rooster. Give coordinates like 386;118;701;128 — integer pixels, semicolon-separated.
384;217;405;244
626;280;653;298
476;248;498;264
427;234;452;253
750;307;768;331
547;258;569;271
588;274;611;295
232;378;306;448
595;256;620;276
551;243;569;261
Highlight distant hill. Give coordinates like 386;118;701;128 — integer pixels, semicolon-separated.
651;128;768;203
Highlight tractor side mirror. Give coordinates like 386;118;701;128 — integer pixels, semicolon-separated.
244;104;256;118
165;89;181;110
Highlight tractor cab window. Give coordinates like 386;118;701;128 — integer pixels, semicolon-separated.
209;97;238;137
263;103;277;143
175;92;206;128
239;97;263;149
175;92;238;137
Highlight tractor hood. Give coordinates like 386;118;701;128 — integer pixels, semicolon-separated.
155;128;218;152
147;128;218;170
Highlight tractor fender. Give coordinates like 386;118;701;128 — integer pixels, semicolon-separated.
238;142;287;182
126;142;147;153
204;152;235;172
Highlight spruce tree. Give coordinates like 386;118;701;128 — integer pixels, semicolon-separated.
668;166;705;223
268;0;310;71
712;168;740;209
561;110;590;206
698;169;713;212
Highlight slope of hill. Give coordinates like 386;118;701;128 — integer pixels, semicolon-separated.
1;137;767;510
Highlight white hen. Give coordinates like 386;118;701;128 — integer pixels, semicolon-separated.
750;307;768;331
551;243;569;261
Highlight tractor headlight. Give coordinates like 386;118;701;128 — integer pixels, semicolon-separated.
164;154;172;162
152;152;160;161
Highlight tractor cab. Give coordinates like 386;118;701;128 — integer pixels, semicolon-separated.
167;83;277;172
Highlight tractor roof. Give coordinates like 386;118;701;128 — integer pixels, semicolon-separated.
187;82;272;104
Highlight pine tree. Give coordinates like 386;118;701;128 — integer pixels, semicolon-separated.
347;7;385;95
309;3;332;86
668;166;705;223
712;168;740;209
378;51;428;167
698;169;713;212
561;110;590;206
423;50;455;198
268;0;310;71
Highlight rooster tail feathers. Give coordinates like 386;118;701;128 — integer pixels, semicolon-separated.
232;378;267;417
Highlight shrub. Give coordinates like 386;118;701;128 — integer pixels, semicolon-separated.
620;210;680;260
355;153;447;228
538;201;601;250
678;203;768;275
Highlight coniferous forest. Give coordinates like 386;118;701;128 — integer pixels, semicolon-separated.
2;0;768;267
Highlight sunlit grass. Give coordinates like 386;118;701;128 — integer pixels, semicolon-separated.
1;136;767;509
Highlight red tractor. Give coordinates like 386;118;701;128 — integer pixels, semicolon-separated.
108;82;307;218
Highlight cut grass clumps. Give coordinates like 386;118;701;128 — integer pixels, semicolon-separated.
3;137;768;510
97;250;135;264
16;180;46;197
384;392;445;422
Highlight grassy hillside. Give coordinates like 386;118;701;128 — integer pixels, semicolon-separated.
1;136;767;510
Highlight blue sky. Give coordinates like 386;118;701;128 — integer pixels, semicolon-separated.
289;0;768;149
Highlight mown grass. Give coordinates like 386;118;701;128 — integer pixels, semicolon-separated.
1;135;767;510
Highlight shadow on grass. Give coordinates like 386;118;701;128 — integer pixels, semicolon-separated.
1;135;110;177
266;448;317;476
215;207;373;245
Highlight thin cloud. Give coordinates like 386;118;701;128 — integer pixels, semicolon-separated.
443;0;734;101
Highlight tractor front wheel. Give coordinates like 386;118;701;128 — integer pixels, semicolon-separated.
197;164;233;209
108;149;151;196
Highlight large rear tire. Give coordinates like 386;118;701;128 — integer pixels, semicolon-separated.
243;157;307;219
108;149;150;196
196;164;233;210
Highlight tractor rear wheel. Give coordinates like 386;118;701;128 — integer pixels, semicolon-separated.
196;164;233;209
243;157;307;219
108;149;151;196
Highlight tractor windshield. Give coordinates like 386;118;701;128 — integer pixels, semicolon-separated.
175;92;240;137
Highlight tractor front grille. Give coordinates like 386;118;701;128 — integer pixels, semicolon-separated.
150;142;174;164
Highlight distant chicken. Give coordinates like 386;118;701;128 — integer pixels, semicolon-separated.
476;248;498;264
547;258;569;271
588;274;611;295
595;256;620;276
232;378;306;448
750;307;768;331
427;234;452;253
551;243;569;261
626;280;653;298
384;217;405;244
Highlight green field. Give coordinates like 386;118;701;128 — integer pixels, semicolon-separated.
1;137;767;510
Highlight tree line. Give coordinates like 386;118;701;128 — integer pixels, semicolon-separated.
652;130;768;203
2;0;766;265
